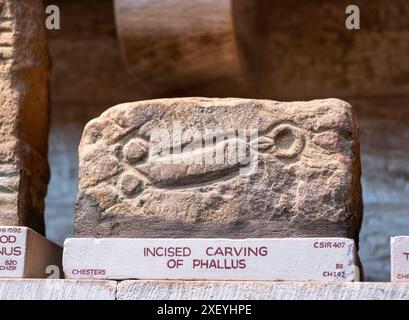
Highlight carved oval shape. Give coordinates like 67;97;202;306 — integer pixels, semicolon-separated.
268;124;305;158
123;138;149;164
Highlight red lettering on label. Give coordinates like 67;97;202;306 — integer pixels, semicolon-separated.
322;271;346;278
144;247;191;257
71;269;106;276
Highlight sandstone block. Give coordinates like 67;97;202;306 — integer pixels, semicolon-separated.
75;98;362;241
0;0;50;233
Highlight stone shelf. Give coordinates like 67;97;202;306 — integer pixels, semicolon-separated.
116;281;409;300
1;280;408;300
0;279;116;300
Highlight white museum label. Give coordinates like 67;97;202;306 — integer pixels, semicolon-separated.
63;237;357;281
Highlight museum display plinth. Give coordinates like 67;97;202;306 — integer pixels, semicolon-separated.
1;280;409;300
0;279;116;300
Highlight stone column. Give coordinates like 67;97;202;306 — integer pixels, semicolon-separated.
0;0;50;234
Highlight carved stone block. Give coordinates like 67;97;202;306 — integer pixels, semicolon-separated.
75;98;362;242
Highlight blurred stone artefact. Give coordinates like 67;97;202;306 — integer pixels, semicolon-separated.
75;98;362;243
0;0;50;233
114;0;257;96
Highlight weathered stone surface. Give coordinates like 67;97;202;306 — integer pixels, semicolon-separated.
75;98;362;241
116;281;409;300
0;0;50;233
0;279;116;300
2;280;409;300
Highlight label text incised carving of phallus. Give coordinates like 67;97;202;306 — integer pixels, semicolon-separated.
117;124;305;197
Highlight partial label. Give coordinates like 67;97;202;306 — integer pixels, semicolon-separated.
0;227;26;278
391;236;409;282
